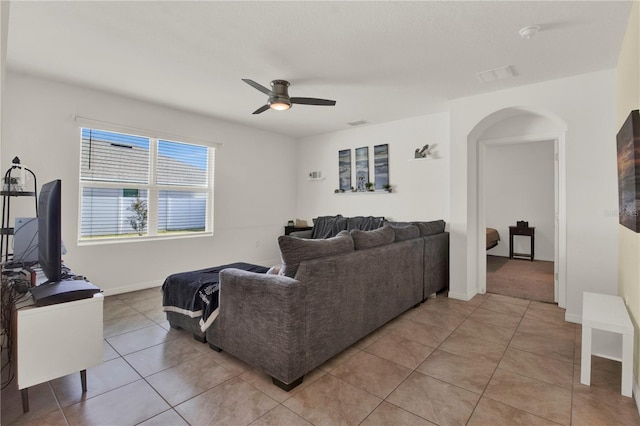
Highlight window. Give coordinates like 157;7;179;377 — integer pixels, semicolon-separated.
79;128;213;242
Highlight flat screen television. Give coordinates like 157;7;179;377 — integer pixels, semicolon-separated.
38;179;62;283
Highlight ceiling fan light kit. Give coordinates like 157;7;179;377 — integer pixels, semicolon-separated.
269;101;291;111
267;80;292;110
243;78;336;114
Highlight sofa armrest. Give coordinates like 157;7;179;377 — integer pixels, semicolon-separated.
207;269;306;384
289;229;313;239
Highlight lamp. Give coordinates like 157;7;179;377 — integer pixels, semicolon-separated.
269;100;291;111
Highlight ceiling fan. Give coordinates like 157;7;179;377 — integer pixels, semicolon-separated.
242;79;336;114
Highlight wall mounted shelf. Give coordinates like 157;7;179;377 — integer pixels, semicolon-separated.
307;178;326;181
409;157;438;162
334;191;392;195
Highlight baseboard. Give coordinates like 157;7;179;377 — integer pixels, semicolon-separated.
565;312;582;324
448;289;477;302
101;279;164;297
634;376;640;415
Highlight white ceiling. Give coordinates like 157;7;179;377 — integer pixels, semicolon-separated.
6;1;633;139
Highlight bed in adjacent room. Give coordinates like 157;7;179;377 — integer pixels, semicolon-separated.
486;227;500;250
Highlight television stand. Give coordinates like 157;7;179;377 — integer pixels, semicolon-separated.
19;370;88;413
15;286;103;413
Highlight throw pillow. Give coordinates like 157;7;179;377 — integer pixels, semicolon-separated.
278;230;354;278
350;225;395;250
390;224;420;241
412;220;446;236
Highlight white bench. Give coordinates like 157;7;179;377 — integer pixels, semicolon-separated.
581;291;634;397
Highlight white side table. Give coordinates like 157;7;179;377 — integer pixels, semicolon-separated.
581;292;634;397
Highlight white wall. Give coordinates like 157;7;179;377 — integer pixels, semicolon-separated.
295;113;450;223
485;140;555;261
2;72;296;294
616;0;640;395
449;70;619;322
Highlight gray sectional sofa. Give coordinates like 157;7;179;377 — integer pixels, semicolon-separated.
205;219;449;391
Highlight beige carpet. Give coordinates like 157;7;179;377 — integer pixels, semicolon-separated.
486;255;554;303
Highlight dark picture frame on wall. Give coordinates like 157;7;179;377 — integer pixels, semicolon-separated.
374;144;389;190
617;110;640;233
338;149;351;191
355;146;369;191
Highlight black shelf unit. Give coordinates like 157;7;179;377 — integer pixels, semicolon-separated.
1;158;38;263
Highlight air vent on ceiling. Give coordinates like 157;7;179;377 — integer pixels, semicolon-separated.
476;65;515;83
347;120;369;127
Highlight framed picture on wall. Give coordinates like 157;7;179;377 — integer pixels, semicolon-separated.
355;146;369;191
374;144;389;190
338;149;351;191
617;109;640;233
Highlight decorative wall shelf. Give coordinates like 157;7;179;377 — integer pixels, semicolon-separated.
409;157;438;162
307;177;326;181
334;191;392;195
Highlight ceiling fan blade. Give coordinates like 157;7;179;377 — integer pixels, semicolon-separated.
291;97;336;106
242;79;272;95
252;104;270;114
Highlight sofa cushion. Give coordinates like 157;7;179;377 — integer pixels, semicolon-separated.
311;215;348;239
412;220;446;237
390;224;420;242
279;230;354;278
351;225;395;250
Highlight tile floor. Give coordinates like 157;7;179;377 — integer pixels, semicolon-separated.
2;289;639;425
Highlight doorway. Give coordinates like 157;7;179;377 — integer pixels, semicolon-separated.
483;140;555;302
470;108;567;308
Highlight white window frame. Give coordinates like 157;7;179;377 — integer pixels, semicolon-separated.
77;127;215;245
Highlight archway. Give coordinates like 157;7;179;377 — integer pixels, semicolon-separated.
467;107;567;307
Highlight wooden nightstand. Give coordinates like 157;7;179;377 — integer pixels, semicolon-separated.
509;226;535;261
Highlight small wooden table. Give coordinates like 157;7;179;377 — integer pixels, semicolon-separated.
509;226;535;261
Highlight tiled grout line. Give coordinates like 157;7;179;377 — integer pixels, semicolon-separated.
363;295;489;425
118;289;334;426
472;297;578;425
458;297;551;424
119;293;478;424
463;297;552;424
351;296;568;425
354;300;446;425
342;294;492;425
46;380;71;426
272;298;459;424
105;290;571;426
104;294;244;425
126;292;634;425
60;293;179;423
452;294;497;426
460;297;547;425
354;298;457;426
